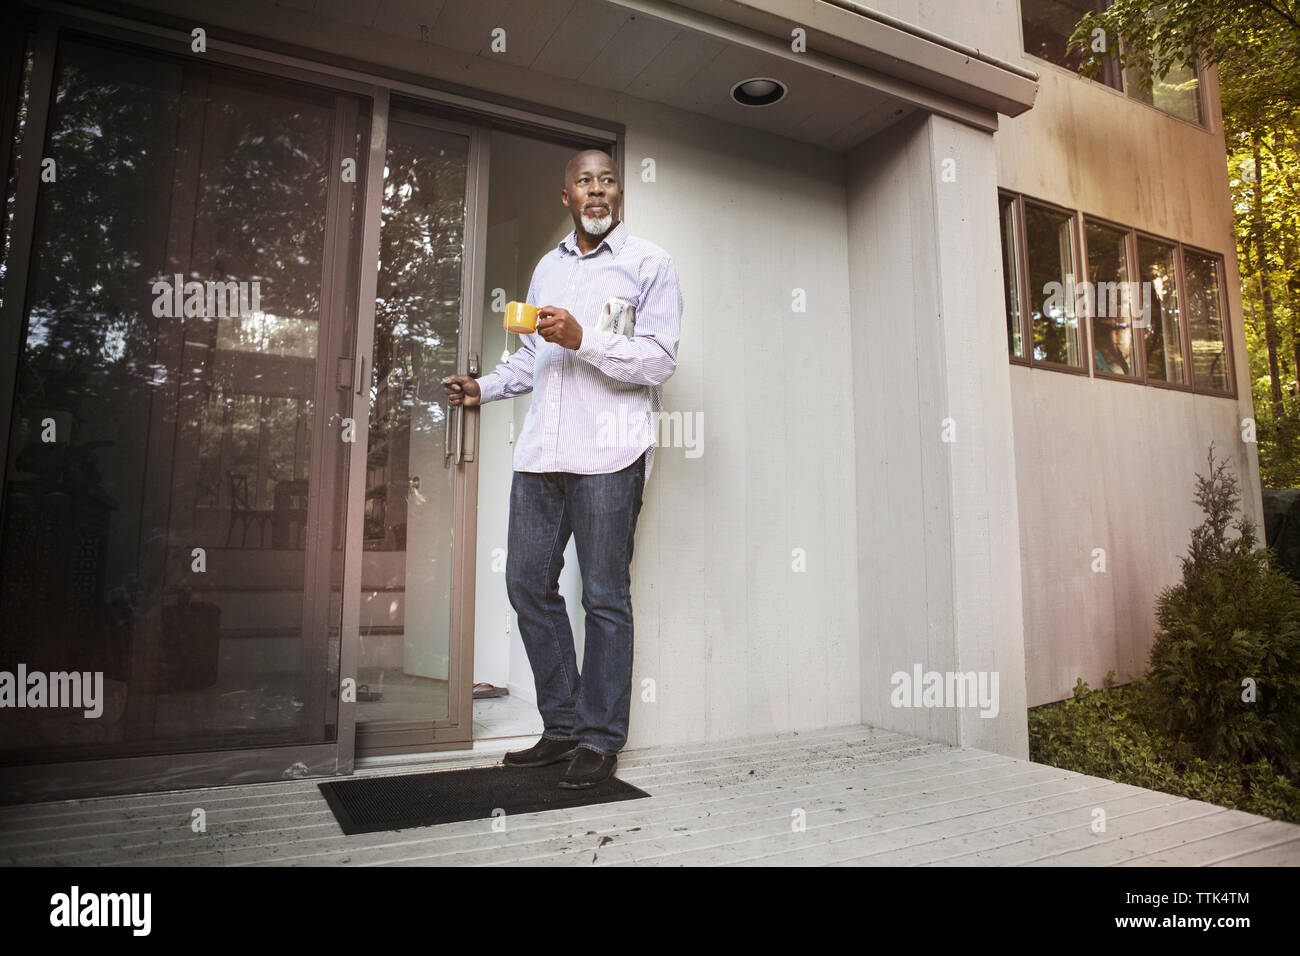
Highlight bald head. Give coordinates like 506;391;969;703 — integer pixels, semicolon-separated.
564;149;618;189
561;149;621;243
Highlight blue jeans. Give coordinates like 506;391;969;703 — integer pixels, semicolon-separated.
505;452;645;756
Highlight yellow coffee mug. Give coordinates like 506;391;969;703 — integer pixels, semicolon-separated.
504;301;539;334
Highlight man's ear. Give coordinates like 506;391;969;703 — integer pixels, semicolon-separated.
561;187;570;207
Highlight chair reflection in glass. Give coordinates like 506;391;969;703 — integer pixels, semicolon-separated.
226;472;274;547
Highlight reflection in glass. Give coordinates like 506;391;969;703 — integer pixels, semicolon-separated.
1137;237;1185;383
1184;251;1229;392
1086;221;1135;377
0;33;34;317
1025;203;1082;367
357;118;467;725
1021;0;1114;82
1000;195;1024;359
0;38;361;764
1125;58;1202;124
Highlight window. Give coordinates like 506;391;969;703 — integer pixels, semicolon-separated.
1000;193;1025;359
1021;0;1121;89
1135;236;1186;383
1084;220;1136;377
1020;0;1204;124
1124;57;1202;125
1183;250;1231;392
1000;191;1234;396
1024;200;1084;368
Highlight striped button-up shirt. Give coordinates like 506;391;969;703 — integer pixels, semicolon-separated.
476;221;682;482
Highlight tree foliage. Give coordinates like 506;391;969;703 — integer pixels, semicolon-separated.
1146;445;1300;773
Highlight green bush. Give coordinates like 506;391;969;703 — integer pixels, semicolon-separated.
1029;676;1300;823
1146;445;1300;775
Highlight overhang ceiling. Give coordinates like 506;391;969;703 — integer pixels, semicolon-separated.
107;0;1036;150
275;0;949;149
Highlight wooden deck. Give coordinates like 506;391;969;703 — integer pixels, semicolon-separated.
2;725;1298;866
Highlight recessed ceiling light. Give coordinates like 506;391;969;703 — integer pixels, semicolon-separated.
731;77;786;107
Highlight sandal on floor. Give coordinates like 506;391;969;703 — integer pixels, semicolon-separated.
473;682;509;699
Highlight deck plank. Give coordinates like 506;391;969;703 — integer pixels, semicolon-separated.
1116;820;1300;866
1024;807;1267;866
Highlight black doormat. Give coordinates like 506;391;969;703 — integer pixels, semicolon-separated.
318;762;651;834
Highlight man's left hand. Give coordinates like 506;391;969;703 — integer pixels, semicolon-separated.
536;306;583;350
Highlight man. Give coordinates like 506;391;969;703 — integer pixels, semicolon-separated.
441;149;682;788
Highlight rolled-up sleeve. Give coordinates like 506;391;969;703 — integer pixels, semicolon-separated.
575;255;681;387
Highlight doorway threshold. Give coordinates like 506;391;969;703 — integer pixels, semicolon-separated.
354;734;538;773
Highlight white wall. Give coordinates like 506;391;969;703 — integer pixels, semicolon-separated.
464;98;862;743
615;96;862;746
845;112;1030;757
994;39;1258;705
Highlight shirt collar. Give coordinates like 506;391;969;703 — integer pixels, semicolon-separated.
559;219;628;258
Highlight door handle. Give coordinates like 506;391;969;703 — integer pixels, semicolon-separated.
444;403;467;468
443;403;455;468
454;400;465;466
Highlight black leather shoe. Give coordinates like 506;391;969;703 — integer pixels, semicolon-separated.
558;747;617;788
503;736;580;768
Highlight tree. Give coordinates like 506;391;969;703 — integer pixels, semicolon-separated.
1147;444;1300;773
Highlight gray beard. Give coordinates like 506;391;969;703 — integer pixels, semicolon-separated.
581;212;613;235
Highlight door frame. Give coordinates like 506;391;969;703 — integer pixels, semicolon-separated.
349;104;490;757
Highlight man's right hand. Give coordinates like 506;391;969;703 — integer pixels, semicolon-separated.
442;374;481;407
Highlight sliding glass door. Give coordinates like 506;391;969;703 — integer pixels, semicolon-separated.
0;31;368;796
354;106;486;755
0;24;491;799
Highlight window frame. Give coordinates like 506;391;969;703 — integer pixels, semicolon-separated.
1078;211;1143;384
1179;241;1236;397
999;189;1028;365
1130;226;1192;392
1121;51;1206;127
1017;0;1122;92
1003;189;1090;376
1001;192;1236;399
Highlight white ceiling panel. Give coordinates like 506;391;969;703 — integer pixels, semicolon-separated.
576;15;681;90
528;0;632;80
624;29;729;102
